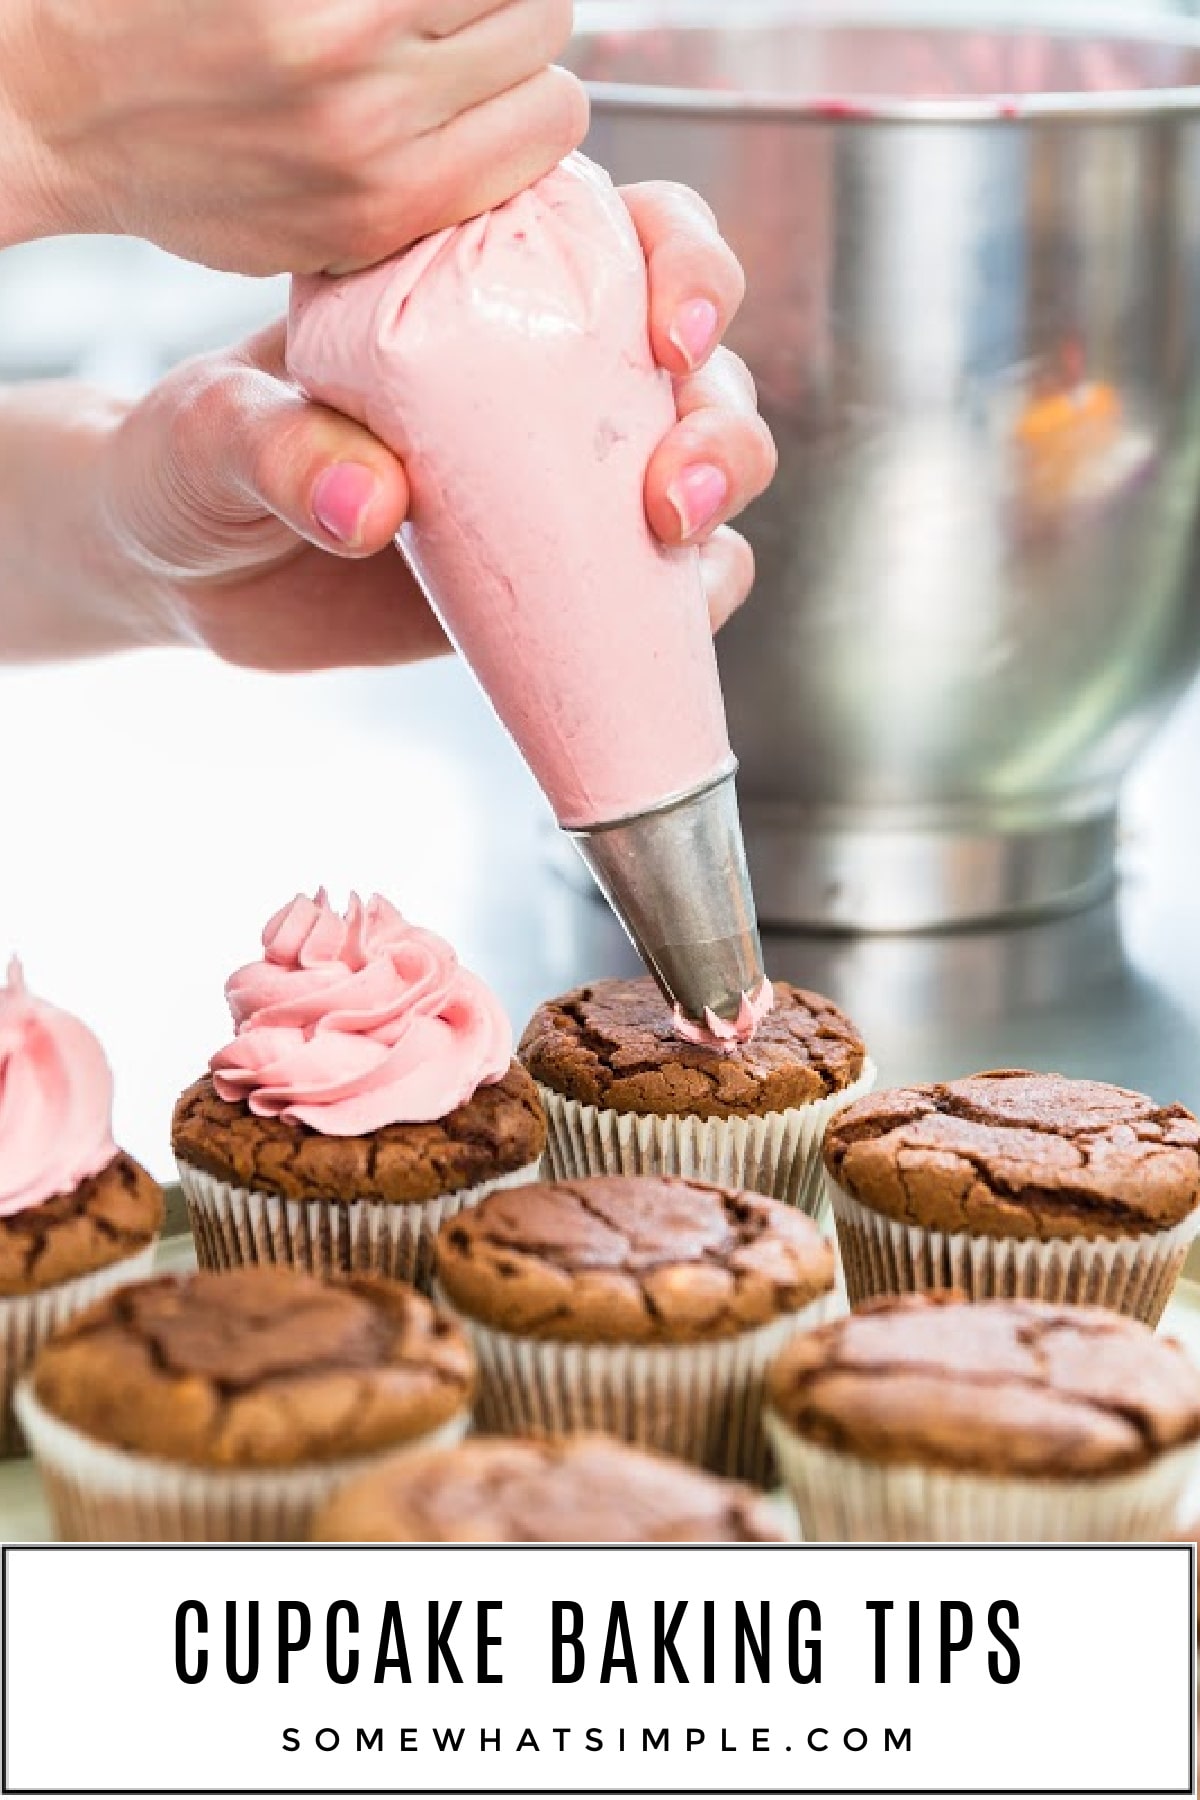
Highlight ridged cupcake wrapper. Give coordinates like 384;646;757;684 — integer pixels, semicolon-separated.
829;1178;1199;1325
766;1413;1200;1541
537;1061;876;1219
177;1159;543;1296
440;1298;829;1486
13;1383;469;1541
0;1245;158;1460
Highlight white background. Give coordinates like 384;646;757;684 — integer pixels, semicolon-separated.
1;1544;1193;1796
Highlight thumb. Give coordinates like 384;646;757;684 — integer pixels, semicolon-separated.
220;360;410;559
121;328;410;578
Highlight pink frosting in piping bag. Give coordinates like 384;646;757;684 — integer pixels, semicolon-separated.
286;154;771;1047
0;959;117;1216
210;892;512;1135
286;154;732;832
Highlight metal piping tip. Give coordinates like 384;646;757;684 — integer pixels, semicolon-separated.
566;762;766;1025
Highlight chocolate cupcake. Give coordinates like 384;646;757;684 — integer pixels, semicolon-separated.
312;1433;788;1542
765;1294;1200;1540
519;976;872;1215
15;1265;474;1540
823;1071;1200;1322
172;891;545;1291
434;1173;835;1481
0;961;163;1454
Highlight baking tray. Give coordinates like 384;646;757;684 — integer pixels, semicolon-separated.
3;1190;1199;1541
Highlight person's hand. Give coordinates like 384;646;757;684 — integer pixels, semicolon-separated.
87;182;776;670
1;0;587;272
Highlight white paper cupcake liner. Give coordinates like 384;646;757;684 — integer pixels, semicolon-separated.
440;1294;830;1485
178;1158;543;1296
0;1244;158;1459
537;1061;876;1218
13;1383;468;1541
829;1177;1199;1325
766;1412;1200;1541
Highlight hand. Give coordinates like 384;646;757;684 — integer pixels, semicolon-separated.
85;183;776;670
1;0;587;272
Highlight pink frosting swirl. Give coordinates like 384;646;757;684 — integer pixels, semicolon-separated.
210;892;513;1136
0;959;117;1216
672;979;776;1049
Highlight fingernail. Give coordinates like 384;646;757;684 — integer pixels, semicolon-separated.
312;462;379;547
667;463;729;541
669;297;720;370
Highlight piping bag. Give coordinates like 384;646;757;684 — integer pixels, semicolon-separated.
287;153;767;1036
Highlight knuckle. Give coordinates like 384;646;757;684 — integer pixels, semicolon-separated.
657;179;722;236
164;361;234;459
248;0;376;82
541;65;591;151
725;252;748;312
538;0;576;61
752;416;779;486
717;347;758;406
733;534;756;599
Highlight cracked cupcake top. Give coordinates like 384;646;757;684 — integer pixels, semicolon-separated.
822;1070;1200;1240
434;1175;835;1343
171;1064;546;1206
0;1151;162;1298
519;977;867;1119
30;1267;473;1468
312;1434;788;1542
765;1294;1200;1478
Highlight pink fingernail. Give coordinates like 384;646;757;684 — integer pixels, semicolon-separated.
669;297;720;369
667;463;729;540
312;463;378;547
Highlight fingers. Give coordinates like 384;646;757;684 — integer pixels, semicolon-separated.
417;0;523;36
699;527;755;634
222;372;410;559
416;0;576;128
125;328;410;577
622;181;747;379
645;347;777;547
326;64;588;271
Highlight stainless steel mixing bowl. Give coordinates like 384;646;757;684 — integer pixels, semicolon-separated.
571;2;1200;929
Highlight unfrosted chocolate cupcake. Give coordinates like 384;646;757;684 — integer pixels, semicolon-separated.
172;891;545;1292
16;1265;473;1540
822;1071;1200;1322
0;961;164;1455
312;1434;788;1543
435;1173;834;1481
519;976;872;1215
765;1294;1200;1540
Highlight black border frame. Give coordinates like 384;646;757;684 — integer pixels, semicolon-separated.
1;1543;1194;1798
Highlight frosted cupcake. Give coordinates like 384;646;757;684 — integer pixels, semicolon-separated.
16;1265;473;1540
0;960;163;1454
766;1294;1200;1541
823;1071;1200;1323
519;975;872;1216
172;892;545;1291
434;1172;835;1482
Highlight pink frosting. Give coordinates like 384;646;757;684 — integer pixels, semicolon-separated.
0;959;117;1216
672;979;775;1049
210;892;512;1136
287;154;731;831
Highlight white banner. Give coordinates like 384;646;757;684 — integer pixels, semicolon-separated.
1;1544;1194;1796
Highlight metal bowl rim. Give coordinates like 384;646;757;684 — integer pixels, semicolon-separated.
575;2;1200;123
585;79;1200;122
